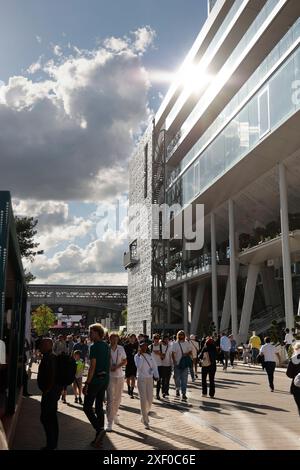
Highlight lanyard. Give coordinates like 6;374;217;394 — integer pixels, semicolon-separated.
141;353;152;369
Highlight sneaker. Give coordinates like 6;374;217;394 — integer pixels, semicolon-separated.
144;423;150;430
114;416;120;425
182;394;187;401
130;394;134;399
162;393;166;398
202;393;207;397
75;397;78;403
156;395;160;400
192;378;195;383
176;390;180;397
78;396;82;405
105;424;113;432
62;398;67;404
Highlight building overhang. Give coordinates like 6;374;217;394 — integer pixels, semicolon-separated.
238;230;300;265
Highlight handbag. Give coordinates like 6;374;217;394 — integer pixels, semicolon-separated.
201;351;211;367
178;343;193;369
294;373;300;388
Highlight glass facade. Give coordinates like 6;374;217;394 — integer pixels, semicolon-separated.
167;43;300;207
167;0;283;162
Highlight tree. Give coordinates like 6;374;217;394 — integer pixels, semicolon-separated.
121;308;127;325
15;216;44;283
32;305;56;336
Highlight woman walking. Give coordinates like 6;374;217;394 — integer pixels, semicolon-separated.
199;337;217;398
134;340;159;429
106;333;127;432
171;330;193;401
286;342;300;416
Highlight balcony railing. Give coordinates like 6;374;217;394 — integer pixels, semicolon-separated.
123;251;139;270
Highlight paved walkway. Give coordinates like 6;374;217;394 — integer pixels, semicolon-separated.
12;362;300;450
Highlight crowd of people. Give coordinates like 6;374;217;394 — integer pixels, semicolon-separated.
23;325;300;450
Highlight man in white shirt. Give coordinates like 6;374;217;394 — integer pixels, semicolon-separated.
284;328;295;354
172;330;193;400
259;337;277;392
189;334;200;380
158;335;173;398
220;333;231;371
106;333;127;432
134;340;159;429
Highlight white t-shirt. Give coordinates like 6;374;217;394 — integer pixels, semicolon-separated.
159;343;173;367
260;343;277;362
189;340;199;359
172;340;192;366
284;333;294;345
151;343;162;367
110;345;127;378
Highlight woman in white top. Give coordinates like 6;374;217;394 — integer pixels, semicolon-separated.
134;340;159;429
106;333;127;432
259;337;277;392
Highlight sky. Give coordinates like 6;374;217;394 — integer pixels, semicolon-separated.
0;0;207;286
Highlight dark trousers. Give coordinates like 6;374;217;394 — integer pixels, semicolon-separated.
230;352;235;366
221;351;230;369
291;385;300;416
40;385;62;449
157;366;172;395
83;383;107;432
201;366;216;397
264;361;276;390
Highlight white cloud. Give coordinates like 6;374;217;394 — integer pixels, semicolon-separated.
26;235;128;284
27;61;42;74
0;28;154;202
132;26;156;53
53;45;63;57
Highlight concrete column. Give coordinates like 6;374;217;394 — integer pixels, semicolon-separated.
220;276;231;332
279;163;294;329
229;199;238;336
183;282;188;333
239;264;260;343
210;212;218;332
191;282;205;334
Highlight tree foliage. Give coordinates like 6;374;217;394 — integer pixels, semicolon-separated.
15;216;44;283
32;305;56;336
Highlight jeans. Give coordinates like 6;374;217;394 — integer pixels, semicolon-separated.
83;382;107;432
174;365;189;395
264;361;276;390
40;385;62;449
201;366;216;397
252;348;259;364
221;351;230;369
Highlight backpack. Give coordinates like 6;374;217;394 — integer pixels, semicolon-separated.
56;353;77;386
201;351;211;367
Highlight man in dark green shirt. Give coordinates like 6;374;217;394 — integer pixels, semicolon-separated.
83;323;110;447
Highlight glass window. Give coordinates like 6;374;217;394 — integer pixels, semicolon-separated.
258;86;270;138
269;57;295;127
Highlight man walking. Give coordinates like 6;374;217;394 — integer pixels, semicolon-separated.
220;332;231;371
37;338;63;450
83;323;110;447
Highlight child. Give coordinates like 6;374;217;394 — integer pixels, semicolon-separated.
73;350;85;404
